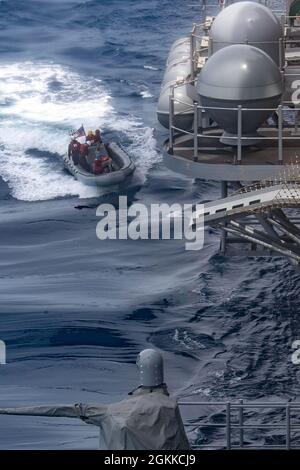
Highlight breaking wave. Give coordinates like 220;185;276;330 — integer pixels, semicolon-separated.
0;62;160;201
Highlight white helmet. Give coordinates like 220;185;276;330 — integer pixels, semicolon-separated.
136;349;164;387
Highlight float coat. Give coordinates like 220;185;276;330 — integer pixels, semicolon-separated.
0;387;190;451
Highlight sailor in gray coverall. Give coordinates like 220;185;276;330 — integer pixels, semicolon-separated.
0;349;190;450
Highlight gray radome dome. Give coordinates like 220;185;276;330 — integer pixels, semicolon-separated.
210;1;283;64
197;44;282;144
197;44;282;102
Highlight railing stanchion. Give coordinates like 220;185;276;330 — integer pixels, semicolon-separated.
278;104;283;164
208;36;213;56
178;400;300;450
237;105;242;163
226;403;231;450
193;102;199;161
239;399;244;448
190;25;195;81
169;87;175;155
286;404;291;450
279;37;283;70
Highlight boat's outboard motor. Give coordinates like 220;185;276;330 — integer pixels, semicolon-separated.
157;36;199;130
210;1;284;66
197;44;283;145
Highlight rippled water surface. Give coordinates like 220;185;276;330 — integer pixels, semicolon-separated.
0;0;299;449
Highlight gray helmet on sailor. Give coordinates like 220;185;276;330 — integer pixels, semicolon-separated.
136;349;164;387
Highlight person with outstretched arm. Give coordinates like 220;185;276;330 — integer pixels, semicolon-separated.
0;349;190;450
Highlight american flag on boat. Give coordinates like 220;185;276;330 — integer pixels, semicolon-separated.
69;125;86;139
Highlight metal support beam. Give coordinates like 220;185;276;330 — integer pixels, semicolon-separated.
267;217;300;247
237;105;242;163
169;88;175;155
239;399;244;448
193;102;198;161
220;181;228;254
190;25;195;81
255;212;281;241
230;219;285;248
223;223;300;263
279;37;283;70
273;209;300;237
226;403;231;450
286;404;291;450
278;104;283;164
208;36;213;56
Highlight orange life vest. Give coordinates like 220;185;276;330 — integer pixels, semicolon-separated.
93;156;110;174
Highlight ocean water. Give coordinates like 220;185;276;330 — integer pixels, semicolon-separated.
0;0;299;449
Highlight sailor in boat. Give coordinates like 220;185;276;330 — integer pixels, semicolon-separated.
68;126;114;175
86;129;95;146
94;129;103;144
86;129;103;146
68;136;81;166
79;141;90;172
92;145;113;174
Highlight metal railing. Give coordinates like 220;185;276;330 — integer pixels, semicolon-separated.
188;12;300;76
190;33;300;74
168;82;300;164
166;3;300;163
178;400;300;450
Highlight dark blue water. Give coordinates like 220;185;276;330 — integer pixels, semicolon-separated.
0;0;299;449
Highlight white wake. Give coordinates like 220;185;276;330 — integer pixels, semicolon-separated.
0;62;160;201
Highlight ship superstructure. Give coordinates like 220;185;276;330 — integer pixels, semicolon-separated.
158;0;300;264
